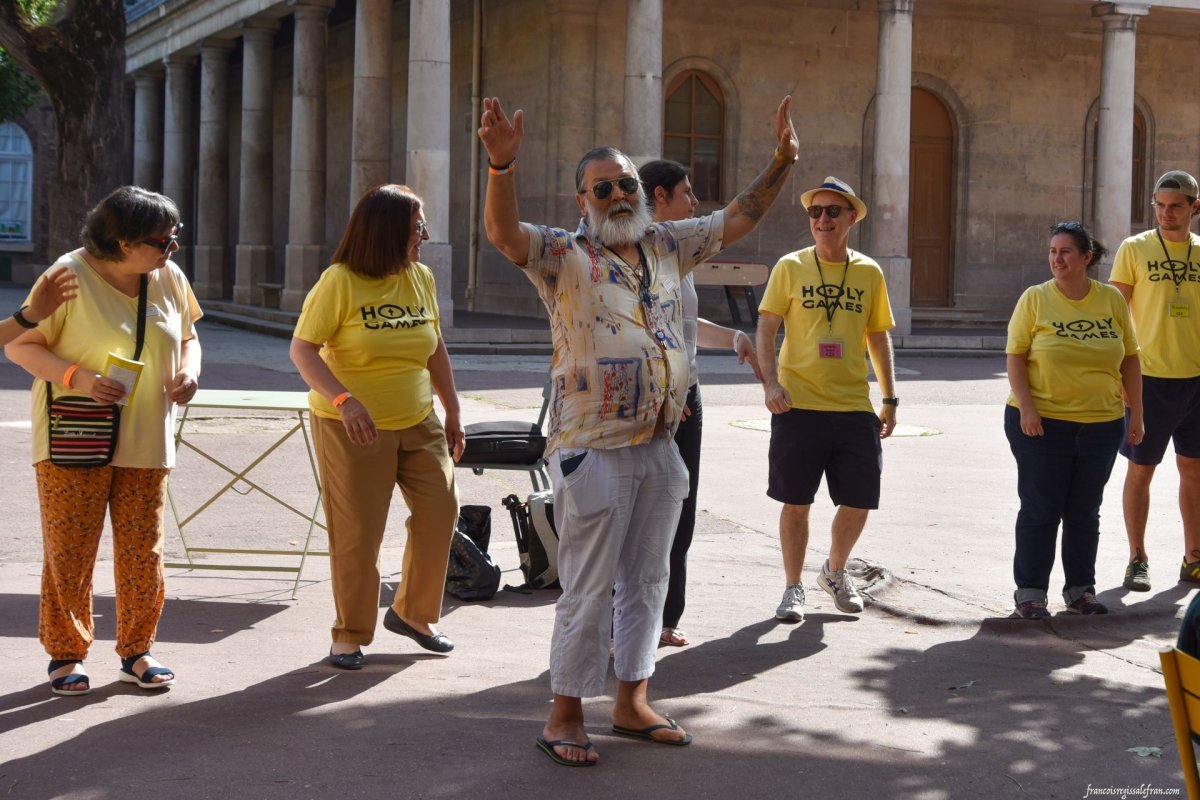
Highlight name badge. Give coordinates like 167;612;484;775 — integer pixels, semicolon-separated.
818;339;844;359
662;277;677;293
1169;302;1190;318
145;304;162;318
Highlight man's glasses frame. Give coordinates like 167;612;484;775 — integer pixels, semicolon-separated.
806;205;850;220
582;177;640;201
143;223;184;254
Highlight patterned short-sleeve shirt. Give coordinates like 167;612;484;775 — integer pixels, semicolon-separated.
520;212;724;455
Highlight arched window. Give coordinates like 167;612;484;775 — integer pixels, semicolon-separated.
663;71;724;202
1085;103;1151;228
0;123;33;242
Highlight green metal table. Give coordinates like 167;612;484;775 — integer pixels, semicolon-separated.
165;389;327;597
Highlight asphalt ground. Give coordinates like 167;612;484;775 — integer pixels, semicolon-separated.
0;309;1193;800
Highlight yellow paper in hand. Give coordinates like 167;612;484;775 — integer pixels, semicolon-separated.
105;353;144;406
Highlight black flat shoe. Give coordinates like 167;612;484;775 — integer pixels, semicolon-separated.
328;648;365;670
382;608;454;653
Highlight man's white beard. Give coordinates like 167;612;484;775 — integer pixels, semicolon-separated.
588;198;652;247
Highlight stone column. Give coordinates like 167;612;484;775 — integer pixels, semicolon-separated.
623;0;662;166
1093;2;1147;280
870;0;913;334
407;0;453;325
132;69;163;190
350;0;392;205
235;18;279;305
162;53;195;272
283;0;335;312
194;40;234;300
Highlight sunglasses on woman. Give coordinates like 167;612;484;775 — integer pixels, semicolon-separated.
142;223;184;254
583;177;640;200
806;205;850;220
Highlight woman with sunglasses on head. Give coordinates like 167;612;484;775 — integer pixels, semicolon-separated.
290;184;464;669
5;186;201;695
639;160;762;647
1005;221;1142;619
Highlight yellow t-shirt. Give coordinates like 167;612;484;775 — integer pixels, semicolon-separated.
1005;279;1138;423
294;262;440;430
27;250;202;468
1109;228;1200;378
758;248;895;413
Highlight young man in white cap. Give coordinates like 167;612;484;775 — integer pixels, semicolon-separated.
1111;170;1200;592
756;176;897;622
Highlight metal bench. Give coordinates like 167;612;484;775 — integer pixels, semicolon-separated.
691;261;769;326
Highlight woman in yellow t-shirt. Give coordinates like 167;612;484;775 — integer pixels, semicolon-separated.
291;184;465;669
1005;221;1143;619
5;186;202;696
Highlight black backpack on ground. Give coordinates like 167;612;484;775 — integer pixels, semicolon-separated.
445;505;501;601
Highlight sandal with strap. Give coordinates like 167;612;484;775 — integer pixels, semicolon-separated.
119;652;175;690
659;628;690;647
48;659;91;697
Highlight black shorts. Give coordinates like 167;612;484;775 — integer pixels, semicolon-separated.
767;409;882;509
1121;375;1200;465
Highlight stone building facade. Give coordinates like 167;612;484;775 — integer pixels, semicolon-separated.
114;0;1200;331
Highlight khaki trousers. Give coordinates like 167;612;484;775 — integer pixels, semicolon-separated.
312;411;459;645
35;461;170;661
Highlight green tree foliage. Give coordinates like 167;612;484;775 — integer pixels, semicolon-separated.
0;0;51;122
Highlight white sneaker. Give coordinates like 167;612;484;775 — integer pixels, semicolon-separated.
817;560;864;613
775;583;806;622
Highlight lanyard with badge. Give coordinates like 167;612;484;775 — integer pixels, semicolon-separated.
814;252;850;359
1156;228;1192;319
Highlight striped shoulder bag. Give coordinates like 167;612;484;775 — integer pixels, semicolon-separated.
46;275;147;467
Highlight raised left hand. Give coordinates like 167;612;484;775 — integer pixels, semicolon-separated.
774;95;799;163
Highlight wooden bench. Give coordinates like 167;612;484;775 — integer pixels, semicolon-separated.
691;261;769;326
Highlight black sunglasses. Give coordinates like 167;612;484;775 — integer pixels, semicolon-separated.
583;177;640;200
807;205;850;220
143;223;184;254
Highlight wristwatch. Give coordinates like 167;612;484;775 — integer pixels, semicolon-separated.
882;397;899;406
12;305;37;329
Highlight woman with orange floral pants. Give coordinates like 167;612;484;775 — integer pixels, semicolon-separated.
6;186;201;696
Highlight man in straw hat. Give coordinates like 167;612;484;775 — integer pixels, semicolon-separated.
1111;169;1200;592
755;176;897;623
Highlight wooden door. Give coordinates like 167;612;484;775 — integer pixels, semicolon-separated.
909;88;954;307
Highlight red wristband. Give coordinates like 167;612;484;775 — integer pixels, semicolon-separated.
63;363;79;388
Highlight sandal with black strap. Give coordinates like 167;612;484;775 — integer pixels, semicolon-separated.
48;659;91;697
119;652;175;690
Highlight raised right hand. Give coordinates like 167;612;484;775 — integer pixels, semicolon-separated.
478;97;524;167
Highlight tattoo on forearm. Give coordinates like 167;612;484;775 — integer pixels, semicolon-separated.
734;158;792;222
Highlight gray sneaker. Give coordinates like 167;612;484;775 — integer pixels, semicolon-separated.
817;560;864;613
775;583;805;622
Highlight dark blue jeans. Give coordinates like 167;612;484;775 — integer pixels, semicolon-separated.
1004;405;1124;601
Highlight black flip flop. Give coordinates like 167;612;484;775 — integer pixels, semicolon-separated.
611;716;693;746
536;736;597;767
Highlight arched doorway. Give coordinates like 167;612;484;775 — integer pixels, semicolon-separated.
909;88;954;307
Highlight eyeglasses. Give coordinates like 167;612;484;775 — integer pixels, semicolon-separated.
582;177;640;200
142;223;183;254
415;220;428;237
807;205;850;220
